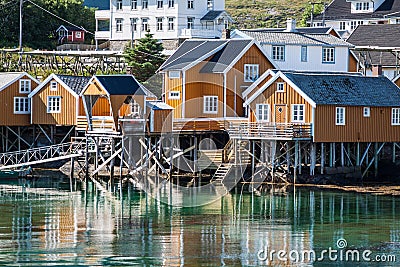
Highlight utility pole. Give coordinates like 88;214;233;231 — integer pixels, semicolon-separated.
19;0;23;52
310;2;325;27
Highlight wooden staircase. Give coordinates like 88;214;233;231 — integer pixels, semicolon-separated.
197;149;223;170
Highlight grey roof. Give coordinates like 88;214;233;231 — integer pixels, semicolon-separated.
347;24;400;47
147;101;173;110
241;30;352;47
200;10;225;21
95;75;146;95
351;51;397;67
57;75;91;94
200;39;253;73
283;71;400;106
314;0;400;21
0;72;25;90
245;27;333;34
159;40;227;71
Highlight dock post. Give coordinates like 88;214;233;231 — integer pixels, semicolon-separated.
321;142;325;174
85;137;89;184
298;141;302;175
70;157;75;192
356;142;360;166
310;143;316;176
393;143;396;163
341;142;345;167
286;142;291;174
109;138;115;191
270;141;276;182
294;141;299;184
374;142;379;177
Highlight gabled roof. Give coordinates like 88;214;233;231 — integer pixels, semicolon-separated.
314;0;400;21
0;72;39;92
242;69;276;99
200;10;233;22
347;24;400;47
56;25;85;32
242;26;335;35
91;75;146;96
147;101;173;110
28;74;89;98
200;39;253;73
246;71;400;107
240;30;352;47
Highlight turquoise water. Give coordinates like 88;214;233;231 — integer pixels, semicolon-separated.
0;179;398;266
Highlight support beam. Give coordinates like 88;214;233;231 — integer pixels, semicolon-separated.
321;142;325;174
310;143;316;176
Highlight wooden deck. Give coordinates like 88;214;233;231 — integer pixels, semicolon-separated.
173;118;247;132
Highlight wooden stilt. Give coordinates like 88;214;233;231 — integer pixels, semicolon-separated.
298;141;302;175
294;141;299;184
286;142;291;174
374;142;379;177
70;157;75;192
356;142;360;166
332;142;336;167
270;140;276;183
341;142;345;167
393;143;396;164
321;142;325;174
109;138;115;190
310;143;316;176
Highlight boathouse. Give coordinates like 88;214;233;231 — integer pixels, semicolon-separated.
56;25;85;45
158;38;276;130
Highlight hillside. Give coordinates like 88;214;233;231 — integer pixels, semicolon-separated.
225;0;329;29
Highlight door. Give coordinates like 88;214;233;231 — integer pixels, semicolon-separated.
274;104;287;124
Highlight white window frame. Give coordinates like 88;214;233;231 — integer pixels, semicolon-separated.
244;64;259;82
169;71;180;79
157;0;163;8
256;104;270;122
168;91;180;99
339;21;346;30
156;17;163;31
13;97;30;114
142;0;148;9
116;0;122;10
392;108;400;125
75;31;82;38
47;96;61;113
292;104;305;123
19;79;31;93
276;82;285;92
203;96;218;114
187;17;194;29
187;0;194;9
142;18;149;32
272;45;285;61
116;18;123;32
50;81;58;91
336;107;346;125
131;99;141;115
168;17;175;30
207;0;214;10
168;0;174;8
322;47;335;63
301;46;307;62
131;0;138;10
131;18;138;31
363;107;370;117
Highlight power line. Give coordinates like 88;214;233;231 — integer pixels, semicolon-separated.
25;0;94;35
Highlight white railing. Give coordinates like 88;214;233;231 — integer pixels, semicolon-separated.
227;122;312;139
179;29;222;38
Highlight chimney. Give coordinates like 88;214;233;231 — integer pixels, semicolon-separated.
284;18;297;32
372;65;383;77
222;28;231;39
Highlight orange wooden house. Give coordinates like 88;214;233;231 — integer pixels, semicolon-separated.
244;71;400;143
158;38;276;130
0;72;39;126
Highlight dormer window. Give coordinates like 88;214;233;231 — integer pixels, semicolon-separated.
352;1;372;13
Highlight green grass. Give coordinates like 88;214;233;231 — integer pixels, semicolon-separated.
226;0;328;29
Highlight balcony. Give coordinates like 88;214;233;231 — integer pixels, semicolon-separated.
95;31;111;40
95;10;110;20
179;29;222;39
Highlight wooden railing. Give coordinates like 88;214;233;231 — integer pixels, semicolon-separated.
76;116;116;132
173;118;247;132
227;122;312;139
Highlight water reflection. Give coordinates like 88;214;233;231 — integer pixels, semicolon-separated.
0;180;398;266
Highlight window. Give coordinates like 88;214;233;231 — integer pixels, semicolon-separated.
169;71;180;78
363;107;370;117
157;0;163;8
47;96;61;113
244;64;259;82
131;0;137;9
168;0;174;8
157;17;163;31
292;104;305;123
392;108;400;125
50;81;57;91
276;82;285;92
363;2;369;10
356;2;369;10
14;97;30;114
19;79;31;93
336;107;345;125
131;100;141;115
142;18;149;32
75;32;82;38
116;0;122;10
256;104;269;121
131;18;138;31
350;20;363;30
272;45;285;61
142;0;148;9
203;96;218;114
323;47;335;63
116;18;123;32
169;91;180;99
356;2;362;10
207;0;214;10
301;46;307;62
187;0;194;9
187;17;194;29
168;17;175;30
339;21;346;30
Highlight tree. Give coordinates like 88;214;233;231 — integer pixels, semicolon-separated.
299;3;325;27
124;33;166;83
0;0;95;49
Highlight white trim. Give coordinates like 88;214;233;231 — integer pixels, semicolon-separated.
276;82;285;92
169;70;180;79
47;96;62;113
50;81;58;91
242;69;276;98
245;71;317;108
335;107;346;125
392;108;400;125
19;79;31;94
168;91;180;99
0;72;39;92
182;71;186;118
363;106;370;117
80;76;110;97
291;104;305;123
243;64;259;82
13;97;30;114
203;95;218;114
223;72;227;117
255;103;270;122
29;74;79;98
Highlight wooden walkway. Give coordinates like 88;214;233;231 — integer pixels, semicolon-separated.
0;140;90;170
